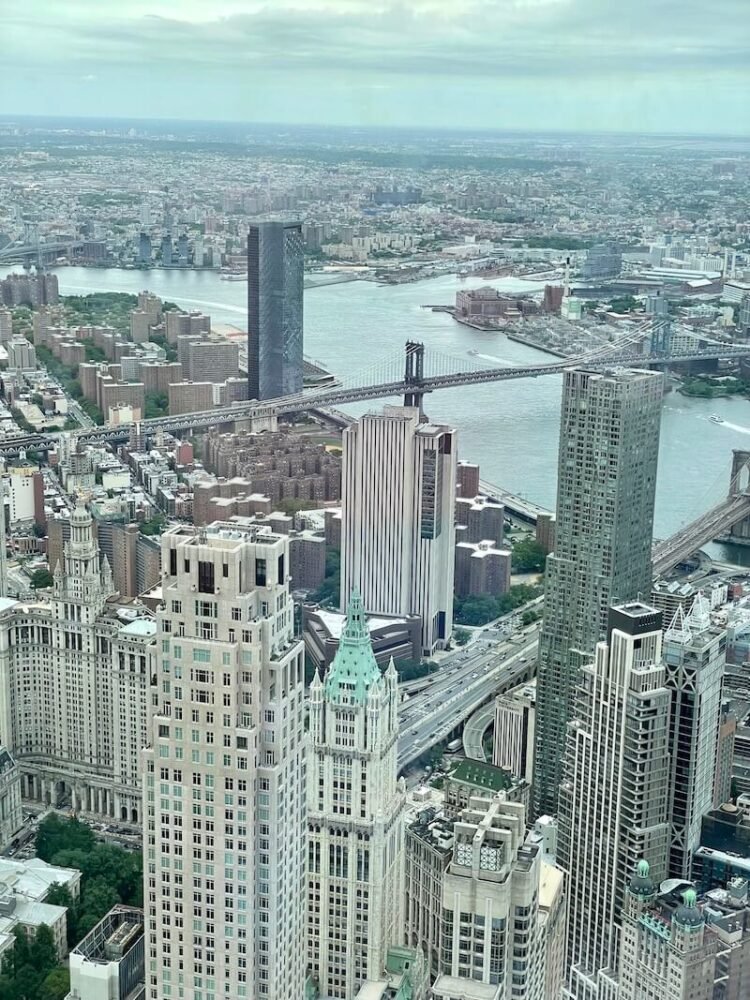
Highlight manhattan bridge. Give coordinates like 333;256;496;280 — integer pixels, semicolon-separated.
3;315;750;575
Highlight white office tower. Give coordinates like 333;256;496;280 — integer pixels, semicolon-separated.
558;603;672;1000
307;590;406;998
340;406;456;656
142;523;307;1000
432;794;563;1000
663;593;726;880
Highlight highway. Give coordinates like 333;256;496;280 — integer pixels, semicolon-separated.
396;623;540;772
462;702;497;762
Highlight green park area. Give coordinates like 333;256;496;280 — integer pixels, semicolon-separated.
0;814;142;1000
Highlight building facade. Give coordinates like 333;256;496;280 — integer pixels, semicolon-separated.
141;522;307;1000
307;591;405;998
558;603;672;999
533;367;663;817
0;503;156;824
340;406;456;655
663;595;727;879
247;221;304;400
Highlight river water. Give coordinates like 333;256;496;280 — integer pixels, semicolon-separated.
4;264;750;556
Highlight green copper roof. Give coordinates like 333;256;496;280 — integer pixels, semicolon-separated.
324;590;383;705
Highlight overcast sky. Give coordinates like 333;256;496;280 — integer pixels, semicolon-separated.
4;1;749;134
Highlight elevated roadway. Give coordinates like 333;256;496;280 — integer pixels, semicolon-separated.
462;702;496;762
396;624;539;772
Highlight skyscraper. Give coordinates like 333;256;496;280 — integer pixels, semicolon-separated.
340;405;456;655
533;367;663;817
307;591;405;998
247;221;304;400
558;602;671;998
663;594;727;880
142;522;307;1000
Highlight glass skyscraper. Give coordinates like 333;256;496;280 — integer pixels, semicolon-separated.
532;367;664;819
247;221;304;400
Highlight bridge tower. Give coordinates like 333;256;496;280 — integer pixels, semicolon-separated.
404;340;426;415
729;450;750;543
650;317;673;355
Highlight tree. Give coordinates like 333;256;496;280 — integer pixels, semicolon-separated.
139;514;166;536
36;814;95;862
510;538;547;573
45;884;77;946
29;568;54;590
310;548;340;607
145;390;169;419
30;925;57;975
454;627;471;646
39;968;70;1000
609;294;638;313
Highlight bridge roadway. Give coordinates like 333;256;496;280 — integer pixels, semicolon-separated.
651;492;750;577
2;343;745;459
396;623;540;772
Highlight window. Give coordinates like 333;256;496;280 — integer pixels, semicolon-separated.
198;561;215;595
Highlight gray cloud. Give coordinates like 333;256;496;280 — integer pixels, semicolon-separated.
3;1;748;131
5;0;749;79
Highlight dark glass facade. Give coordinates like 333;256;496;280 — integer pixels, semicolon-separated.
247;221;304;400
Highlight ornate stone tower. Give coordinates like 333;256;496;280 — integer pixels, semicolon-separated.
307;590;406;998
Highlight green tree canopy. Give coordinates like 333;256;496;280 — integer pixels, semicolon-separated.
510;538;547;572
30;569;54;590
36;814;95;861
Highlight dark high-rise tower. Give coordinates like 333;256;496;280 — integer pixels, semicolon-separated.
247;221;304;400
532;367;664;819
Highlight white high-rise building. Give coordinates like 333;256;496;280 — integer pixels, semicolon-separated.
558;602;672;999
663;593;726;880
307;590;405;998
142;522;307;1000
340;406;456;655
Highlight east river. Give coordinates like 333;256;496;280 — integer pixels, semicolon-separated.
5;264;750;558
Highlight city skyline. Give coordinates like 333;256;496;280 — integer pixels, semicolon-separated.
3;1;749;135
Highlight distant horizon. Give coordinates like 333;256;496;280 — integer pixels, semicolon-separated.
3;112;749;144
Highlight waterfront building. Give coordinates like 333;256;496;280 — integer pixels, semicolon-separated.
137;231;152;266
247;221;304;400
141;521;307;1000
558;602;671;998
663;594;727;879
307;591;405;998
533;367;663;817
184;337;240;383
581;241;622;281
340;405;456;655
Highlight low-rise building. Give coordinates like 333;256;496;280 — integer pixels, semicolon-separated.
303;605;421;671
67;904;145;1000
